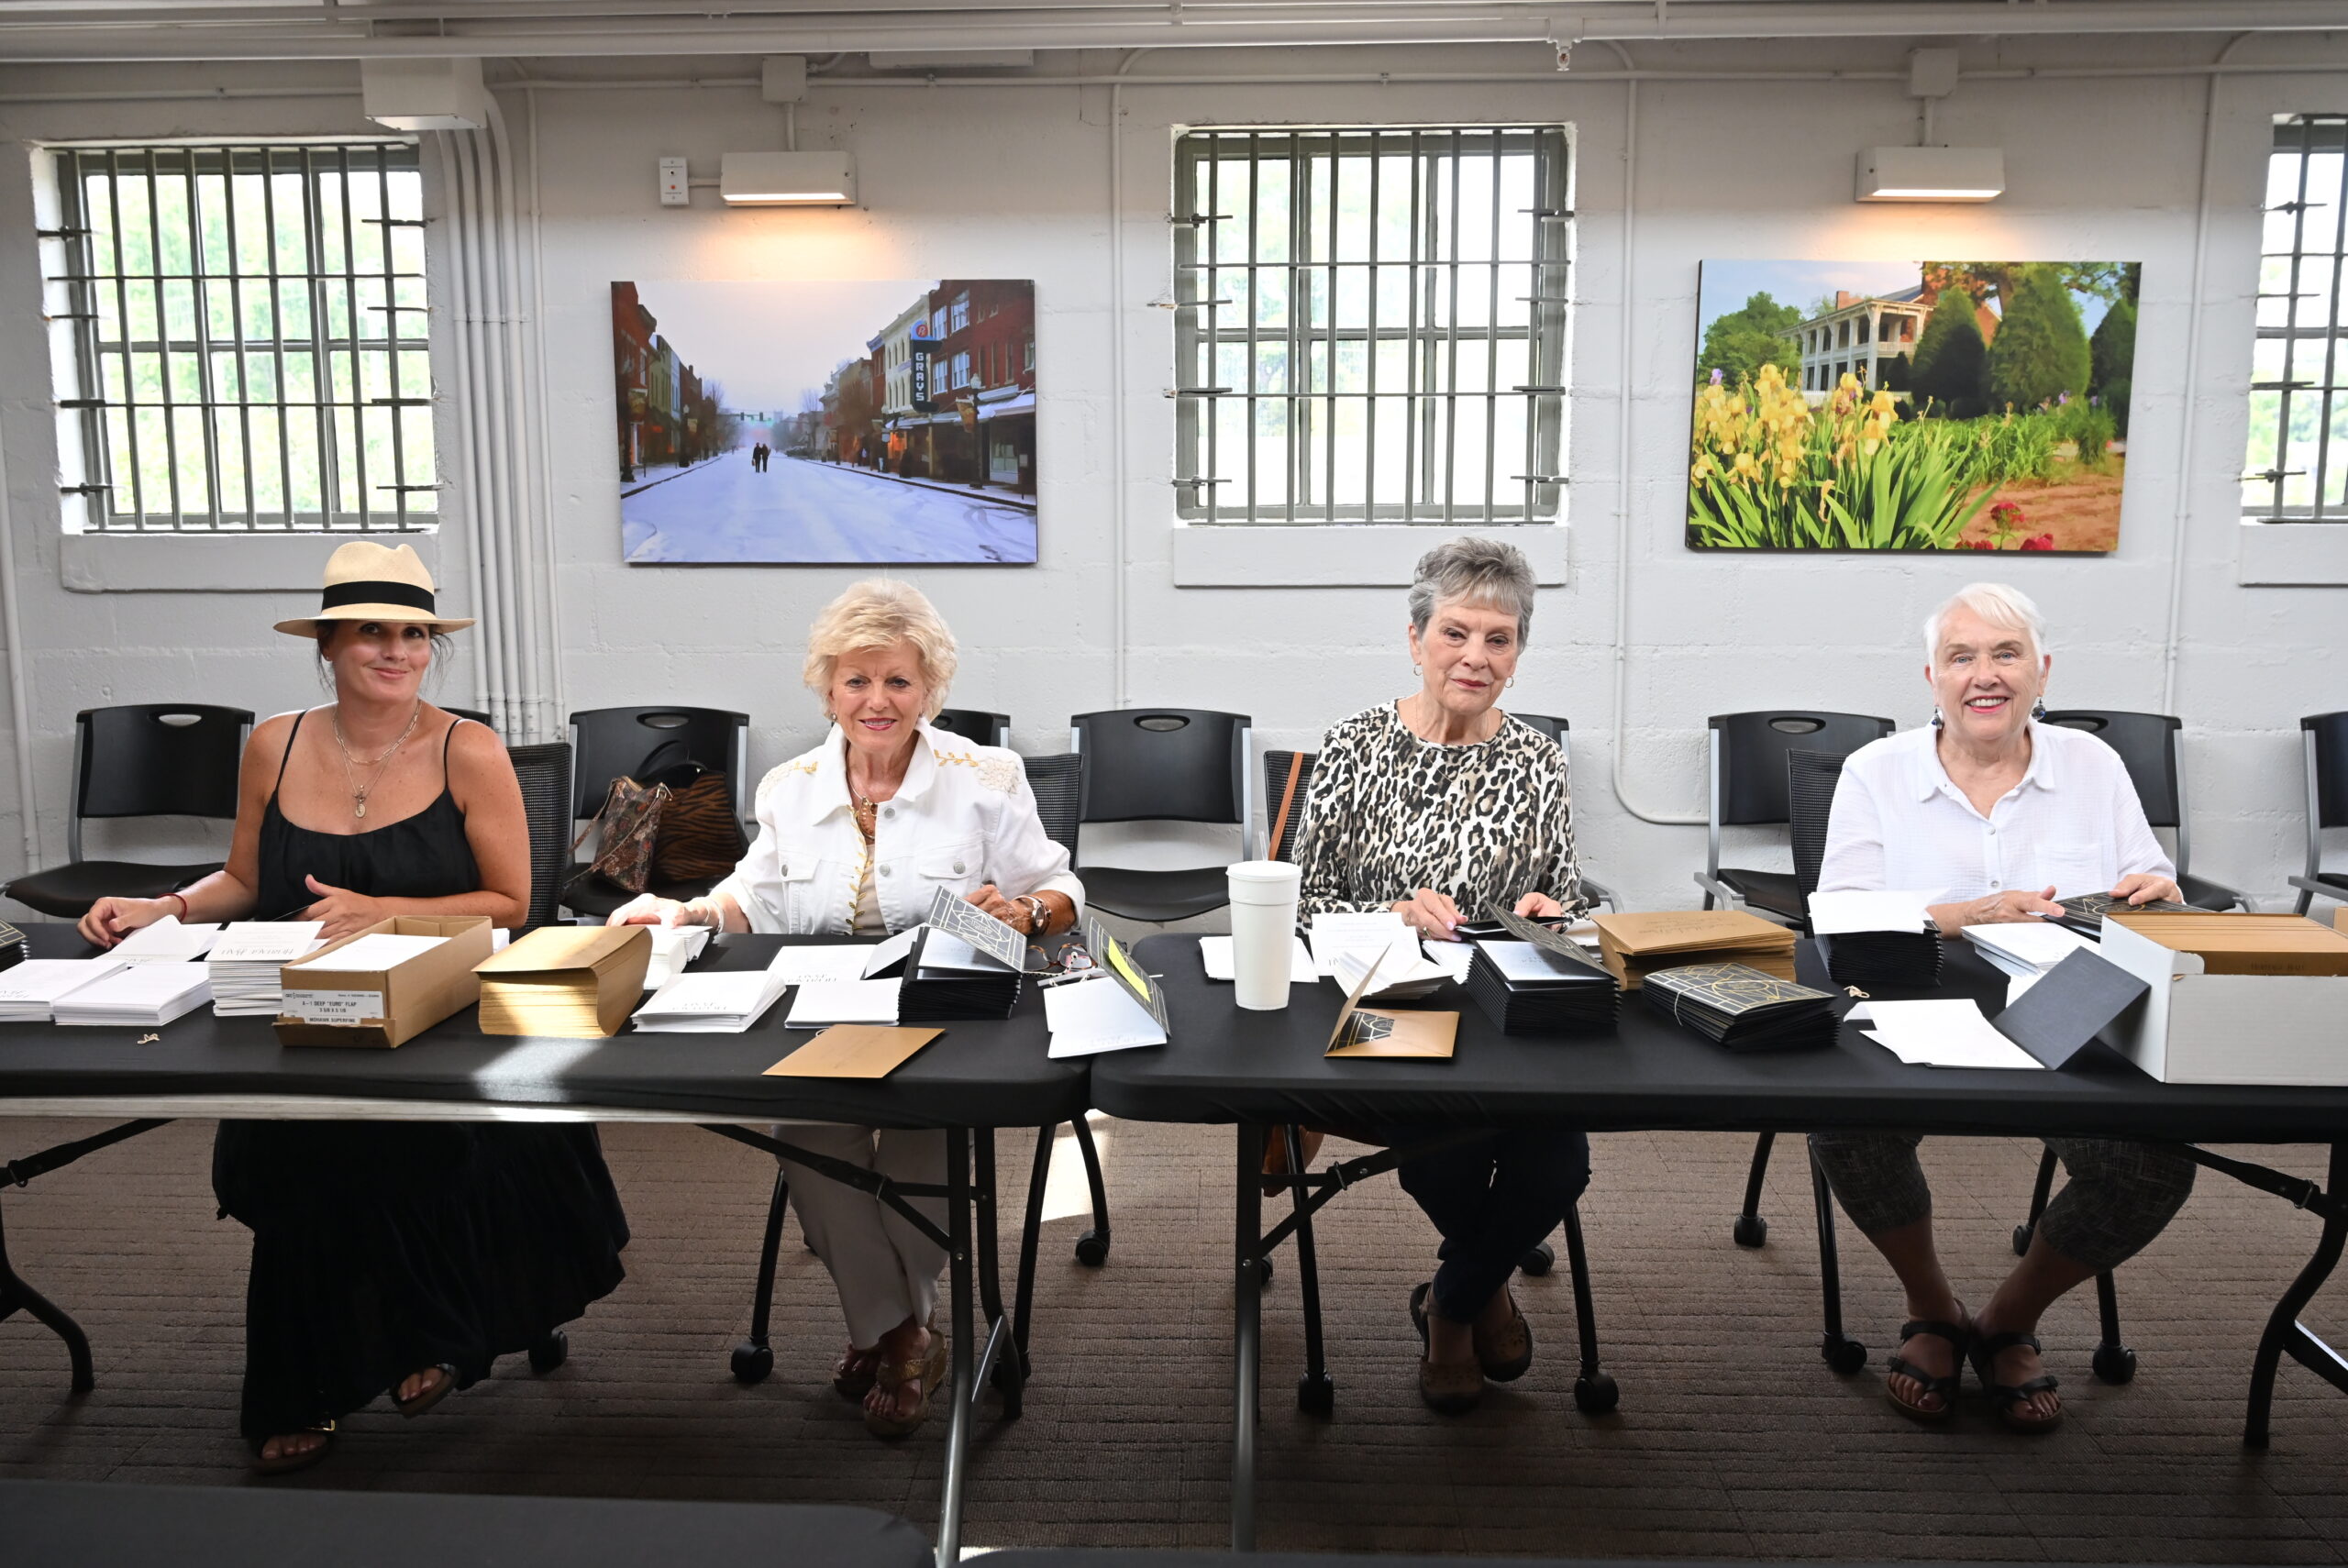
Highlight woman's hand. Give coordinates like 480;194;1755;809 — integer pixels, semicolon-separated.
2111;871;2184;906
608;894;697;928
302;875;389;942
78;896;173;949
1391;888;1464;942
1513;892;1567;921
966;882;1027;932
1931;884;2062;935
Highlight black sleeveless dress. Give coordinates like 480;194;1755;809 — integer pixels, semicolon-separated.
211;712;629;1444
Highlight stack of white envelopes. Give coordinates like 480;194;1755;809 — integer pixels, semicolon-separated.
0;958;128;1021
207;922;327;1017
54;963;214;1027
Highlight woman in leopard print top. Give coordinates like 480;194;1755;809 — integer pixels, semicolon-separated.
1290;537;1593;1417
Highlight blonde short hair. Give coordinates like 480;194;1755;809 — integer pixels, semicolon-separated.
1922;581;2049;667
803;579;958;720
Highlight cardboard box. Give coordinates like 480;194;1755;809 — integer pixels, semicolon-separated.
2096;914;2348;1086
2108;911;2348;976
475;924;651;1038
276;916;495;1049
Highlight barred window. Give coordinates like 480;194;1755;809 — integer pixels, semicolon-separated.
44;142;436;533
2245;115;2348;523
1173;127;1571;525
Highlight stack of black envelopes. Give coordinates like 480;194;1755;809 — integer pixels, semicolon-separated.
2052;890;2195;937
1643;962;1837;1052
0;920;24;972
1462;905;1619;1034
1821;929;1943;991
897;891;1027;1023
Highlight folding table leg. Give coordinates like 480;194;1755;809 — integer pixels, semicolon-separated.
731;1166;790;1385
936;1129;975;1568
0;1197;94;1393
1562;1202;1618;1414
2245;1141;2348;1449
1012;1124;1054;1375
1810;1142;1867;1375
1072;1115;1112;1267
973;1129;1021;1418
1233;1122;1265;1553
1285;1125;1333;1416
1733;1132;1774;1247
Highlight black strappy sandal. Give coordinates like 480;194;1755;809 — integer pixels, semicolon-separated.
1884;1316;1969;1424
393;1363;459;1419
1968;1330;2063;1433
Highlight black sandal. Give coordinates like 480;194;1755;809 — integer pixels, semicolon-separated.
1968;1330;2063;1433
393;1363;458;1419
1884;1316;1968;1423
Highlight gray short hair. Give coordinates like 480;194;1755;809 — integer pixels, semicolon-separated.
1922;581;2049;666
1407;537;1536;644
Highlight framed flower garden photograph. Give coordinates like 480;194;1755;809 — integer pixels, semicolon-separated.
1686;259;2140;553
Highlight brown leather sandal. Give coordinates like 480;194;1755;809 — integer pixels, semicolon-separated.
1472;1288;1534;1383
834;1343;880;1401
864;1327;947;1441
1411;1282;1484;1415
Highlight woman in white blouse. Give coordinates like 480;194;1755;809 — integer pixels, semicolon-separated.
610;579;1080;1439
1811;582;2192;1434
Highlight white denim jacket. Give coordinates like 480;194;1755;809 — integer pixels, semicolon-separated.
712;723;1084;936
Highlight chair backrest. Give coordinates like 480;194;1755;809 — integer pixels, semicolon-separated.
72;703;251;828
2042;710;2182;828
2308;712;2348;830
444;707;495;732
1069;709;1251;827
1262;750;1317;863
568;706;749;822
933;708;1011;748
1786;748;1850;902
1510;712;1574;768
1709;711;1895;827
1021;753;1082;854
507;740;572;928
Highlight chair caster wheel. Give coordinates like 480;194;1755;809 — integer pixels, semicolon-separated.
1518;1242;1555;1276
1822;1334;1868;1375
1296;1374;1335;1416
1732;1213;1768;1248
2011;1223;2034;1256
729;1341;772;1386
2093;1344;2138;1385
1074;1229;1110;1267
1253;1256;1273;1287
1573;1372;1620;1415
528;1331;567;1375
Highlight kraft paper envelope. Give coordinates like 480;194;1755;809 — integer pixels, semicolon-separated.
764;1024;943;1079
1324;942;1458;1060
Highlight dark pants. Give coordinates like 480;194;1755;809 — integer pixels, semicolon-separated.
1366;1123;1591;1323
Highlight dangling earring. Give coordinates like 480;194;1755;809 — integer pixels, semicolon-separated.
2031;697;2048;722
1929;706;1944;729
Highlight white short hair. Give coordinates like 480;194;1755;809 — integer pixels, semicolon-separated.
1922;581;2049;667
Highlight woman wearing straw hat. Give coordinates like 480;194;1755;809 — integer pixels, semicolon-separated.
79;543;630;1474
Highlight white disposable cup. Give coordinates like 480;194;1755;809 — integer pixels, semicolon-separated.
1226;860;1303;1011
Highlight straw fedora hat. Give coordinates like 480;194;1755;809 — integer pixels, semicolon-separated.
273;542;475;637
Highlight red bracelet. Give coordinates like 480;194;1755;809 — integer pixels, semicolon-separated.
164;892;189;920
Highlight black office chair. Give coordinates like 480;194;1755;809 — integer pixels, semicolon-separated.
1733;753;2138;1388
1697;712;1894;925
560;706;750;920
445;707;495;732
1262;751;1315;863
1509;712;1619;913
2043;710;2247;911
506;741;572;929
2291;711;2348;916
932;708;1011;747
1069;709;1251;923
6;704;252;919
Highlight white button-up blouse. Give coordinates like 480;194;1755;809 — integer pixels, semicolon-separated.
1817;721;2173;902
712;723;1084;937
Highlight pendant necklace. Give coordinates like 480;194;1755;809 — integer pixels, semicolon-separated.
333;701;423;820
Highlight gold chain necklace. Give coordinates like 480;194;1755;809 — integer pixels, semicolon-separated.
332;701;423;820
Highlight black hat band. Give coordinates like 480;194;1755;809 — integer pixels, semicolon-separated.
319;580;436;614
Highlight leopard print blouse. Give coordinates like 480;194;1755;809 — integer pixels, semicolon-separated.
1294;702;1589;922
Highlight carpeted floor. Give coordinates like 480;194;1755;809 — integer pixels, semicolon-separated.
1;1115;2342;1560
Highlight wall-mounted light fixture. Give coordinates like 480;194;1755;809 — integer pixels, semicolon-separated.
718;150;857;205
361;57;491;132
1855;145;2005;203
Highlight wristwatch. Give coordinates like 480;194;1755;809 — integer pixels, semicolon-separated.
1015;894;1048;934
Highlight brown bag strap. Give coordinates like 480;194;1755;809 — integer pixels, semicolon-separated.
1268;757;1305;861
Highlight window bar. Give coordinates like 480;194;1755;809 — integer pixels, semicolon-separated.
61;154;118;528
183;148;228;527
1324;136;1340;525
260;147;298;529
1484;131;1504;522
1443;130;1464;525
2281;117;2315;520
2320;119;2348;520
102;150;149;528
1245;132;1260;524
303;147;339;529
1520;133;1546;517
216;148;262;529
143;149;191;529
1403;129;1423;525
1365;130;1381;523
337;145;371;528
1286;129;1301;527
1203;136;1221;526
373;144;409;528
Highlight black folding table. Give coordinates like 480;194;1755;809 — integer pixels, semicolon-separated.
1091;933;2348;1551
0;928;1088;1567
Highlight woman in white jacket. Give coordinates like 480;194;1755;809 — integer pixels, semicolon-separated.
612;578;1081;1438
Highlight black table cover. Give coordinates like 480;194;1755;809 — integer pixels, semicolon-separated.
0;927;1085;1130
6;1478;932;1568
1092;934;2348;1145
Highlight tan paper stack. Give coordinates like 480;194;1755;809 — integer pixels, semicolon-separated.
475;925;652;1038
2107;911;2348;977
1591;910;1798;989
